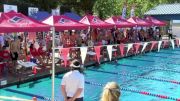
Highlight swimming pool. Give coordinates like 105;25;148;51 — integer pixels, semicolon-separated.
1;48;180;101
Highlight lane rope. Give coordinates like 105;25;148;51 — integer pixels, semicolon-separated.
4;88;57;101
127;58;180;65
85;81;180;101
143;54;180;59
118;64;180;74
88;69;180;85
157;52;180;55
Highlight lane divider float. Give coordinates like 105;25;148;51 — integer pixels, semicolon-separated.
119;64;180;74
127;58;180;65
85;81;180;101
88;69;180;85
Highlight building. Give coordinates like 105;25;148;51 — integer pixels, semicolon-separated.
145;3;180;38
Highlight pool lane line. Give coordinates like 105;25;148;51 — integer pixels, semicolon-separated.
55;76;179;101
85;81;180;101
88;69;180;85
118;64;180;74
156;52;180;55
143;54;180;59
4;88;56;101
126;58;180;65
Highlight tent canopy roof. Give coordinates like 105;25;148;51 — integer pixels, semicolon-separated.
42;15;88;31
79;15;113;29
127;17;151;26
0;11;50;33
105;16;135;28
145;16;166;26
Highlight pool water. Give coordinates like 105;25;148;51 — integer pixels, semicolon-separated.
1;48;180;101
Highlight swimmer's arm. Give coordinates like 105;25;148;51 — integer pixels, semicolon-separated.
71;88;83;101
61;85;67;101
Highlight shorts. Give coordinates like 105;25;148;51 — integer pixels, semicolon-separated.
67;97;83;101
10;52;18;60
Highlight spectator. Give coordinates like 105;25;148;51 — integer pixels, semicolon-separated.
101;82;121;101
61;59;84;101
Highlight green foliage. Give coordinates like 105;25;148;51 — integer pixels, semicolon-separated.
1;0;180;17
93;0;121;19
93;0;180;19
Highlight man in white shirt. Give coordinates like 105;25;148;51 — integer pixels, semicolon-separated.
61;59;84;101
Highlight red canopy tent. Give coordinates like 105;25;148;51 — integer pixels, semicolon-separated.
145;16;166;26
0;11;50;33
79;15;114;29
42;15;88;31
105;16;135;28
127;17;152;27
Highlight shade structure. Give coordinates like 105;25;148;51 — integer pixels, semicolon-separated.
30;11;51;21
0;11;50;33
105;16;135;28
145;16;166;26
79;15;114;29
42;15;88;31
63;12;81;21
127;17;152;27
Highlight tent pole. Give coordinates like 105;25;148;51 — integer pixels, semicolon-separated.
51;27;55;101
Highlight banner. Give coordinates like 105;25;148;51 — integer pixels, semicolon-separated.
119;44;124;57
122;5;127;19
52;8;60;15
107;45;113;61
130;5;135;17
94;46;101;64
80;47;88;64
141;42;148;53
3;4;18;13
158;41;162;52
163;40;168;48
170;40;175;50
60;48;70;67
126;44;133;55
150;41;157;51
134;43;141;54
28;7;39;16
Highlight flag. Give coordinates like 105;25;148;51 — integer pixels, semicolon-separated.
94;46;101;64
122;5;127;19
126;44;133;55
141;42;148;53
158;41;162;52
130;5;135;17
150;41;157;51
107;45;113;61
60;48;70;67
134;43;141;54
171;40;175;50
80;47;88;64
119;44;124;57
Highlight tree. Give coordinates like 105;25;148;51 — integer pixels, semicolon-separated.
93;0;121;19
60;0;96;15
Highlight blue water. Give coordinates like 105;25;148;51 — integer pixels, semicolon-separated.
1;48;180;101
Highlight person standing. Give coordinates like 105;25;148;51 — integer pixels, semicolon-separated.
61;60;84;101
10;37;20;66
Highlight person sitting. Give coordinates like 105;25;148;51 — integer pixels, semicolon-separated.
29;43;44;66
38;43;46;63
100;82;121;101
0;46;10;61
